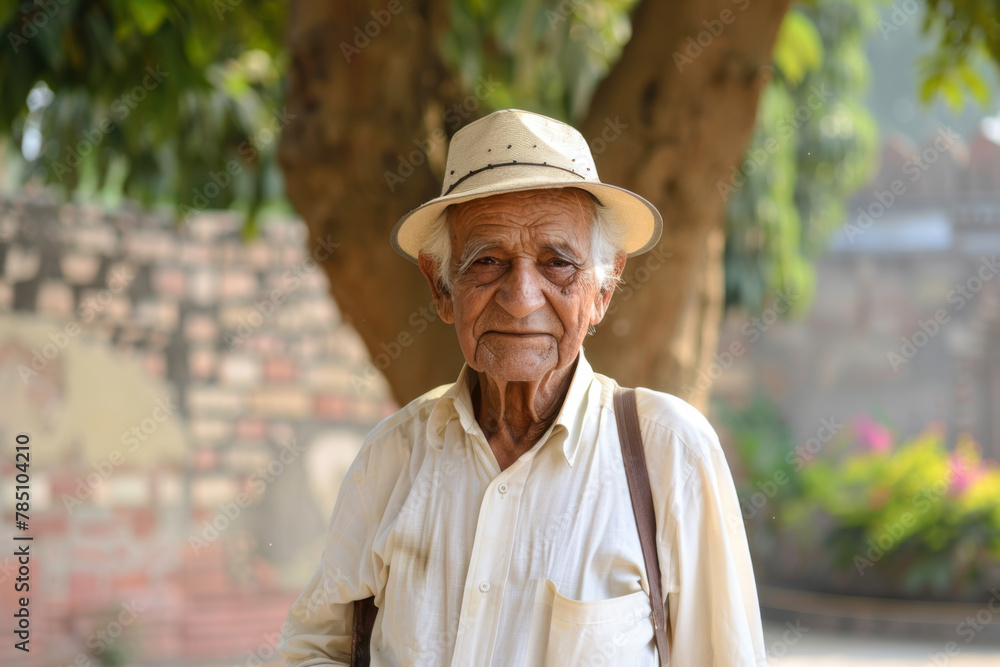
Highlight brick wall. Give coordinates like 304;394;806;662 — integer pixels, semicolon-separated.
0;196;398;665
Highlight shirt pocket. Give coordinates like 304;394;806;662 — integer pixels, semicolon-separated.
524;579;655;667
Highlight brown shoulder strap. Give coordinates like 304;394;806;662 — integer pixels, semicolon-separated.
614;386;670;666
351;596;377;667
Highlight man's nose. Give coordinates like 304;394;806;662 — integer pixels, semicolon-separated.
495;259;546;319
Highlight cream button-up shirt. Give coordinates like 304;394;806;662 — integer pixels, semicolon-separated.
278;350;767;666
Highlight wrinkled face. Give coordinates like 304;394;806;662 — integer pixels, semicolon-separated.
421;189;616;383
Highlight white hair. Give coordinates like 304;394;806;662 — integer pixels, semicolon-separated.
420;192;627;295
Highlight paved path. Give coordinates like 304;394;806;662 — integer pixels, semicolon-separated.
764;621;1000;666
155;622;1000;665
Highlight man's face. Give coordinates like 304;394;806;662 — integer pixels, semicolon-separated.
419;188;617;383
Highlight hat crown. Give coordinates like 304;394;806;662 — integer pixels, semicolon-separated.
391;108;662;264
441;110;600;197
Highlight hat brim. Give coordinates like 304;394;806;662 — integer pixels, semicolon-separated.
390;168;663;264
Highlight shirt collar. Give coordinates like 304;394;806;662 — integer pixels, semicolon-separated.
426;348;597;467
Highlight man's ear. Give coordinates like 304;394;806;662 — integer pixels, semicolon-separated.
590;252;627;326
418;252;455;324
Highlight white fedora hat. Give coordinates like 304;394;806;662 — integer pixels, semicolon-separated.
390;108;663;263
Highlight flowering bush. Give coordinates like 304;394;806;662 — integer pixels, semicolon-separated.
722;400;1000;601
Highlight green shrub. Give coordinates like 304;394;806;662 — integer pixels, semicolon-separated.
721;399;1000;601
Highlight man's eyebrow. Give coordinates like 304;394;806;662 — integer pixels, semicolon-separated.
456;239;502;274
542;244;584;263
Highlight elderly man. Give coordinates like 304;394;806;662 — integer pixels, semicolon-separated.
278;109;767;665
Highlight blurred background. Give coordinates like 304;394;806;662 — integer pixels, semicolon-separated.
1;0;1000;665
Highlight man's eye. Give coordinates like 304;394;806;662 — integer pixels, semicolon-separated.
548;260;573;268
475;257;499;265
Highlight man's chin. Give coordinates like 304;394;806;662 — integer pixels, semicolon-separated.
472;350;560;383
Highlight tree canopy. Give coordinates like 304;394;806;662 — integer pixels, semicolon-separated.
2;0;992;300
1;0;286;233
2;0;997;403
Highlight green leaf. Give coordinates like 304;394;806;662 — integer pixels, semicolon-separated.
957;63;990;105
938;76;965;111
772;9;824;85
919;74;941;104
126;1;170;36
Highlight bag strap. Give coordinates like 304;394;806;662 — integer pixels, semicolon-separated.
351;596;378;667
614;386;670;666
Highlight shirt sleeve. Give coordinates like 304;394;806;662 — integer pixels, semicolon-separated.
665;446;768;666
277;457;380;666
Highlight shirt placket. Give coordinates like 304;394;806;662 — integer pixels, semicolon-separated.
450;437;534;667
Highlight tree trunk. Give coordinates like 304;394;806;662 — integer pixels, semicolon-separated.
280;0;791;410
581;0;792;410
279;0;467;402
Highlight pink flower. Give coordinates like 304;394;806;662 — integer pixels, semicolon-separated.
854;415;893;452
948;452;983;495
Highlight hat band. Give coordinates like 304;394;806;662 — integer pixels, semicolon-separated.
443;161;586;195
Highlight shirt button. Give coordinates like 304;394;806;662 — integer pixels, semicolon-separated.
479;581;491;593
498;482;508;494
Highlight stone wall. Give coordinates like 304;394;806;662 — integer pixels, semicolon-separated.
711;127;1000;462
